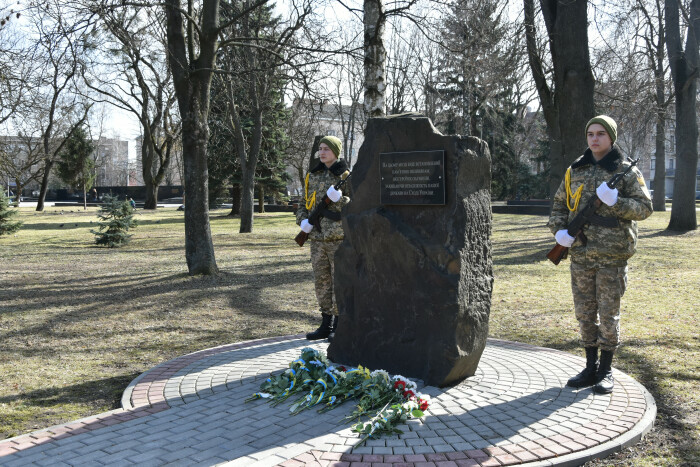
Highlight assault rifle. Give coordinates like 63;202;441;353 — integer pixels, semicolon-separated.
546;157;639;265
295;170;351;247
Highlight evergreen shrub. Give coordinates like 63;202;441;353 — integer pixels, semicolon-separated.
91;194;137;247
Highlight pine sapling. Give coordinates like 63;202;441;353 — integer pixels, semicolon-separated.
91;194;137;247
0;190;22;236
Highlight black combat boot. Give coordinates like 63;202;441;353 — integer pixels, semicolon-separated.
327;316;338;342
594;350;615;394
306;313;333;340
567;347;599;388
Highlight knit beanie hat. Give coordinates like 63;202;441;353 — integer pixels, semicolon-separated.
319;136;342;158
586;115;617;144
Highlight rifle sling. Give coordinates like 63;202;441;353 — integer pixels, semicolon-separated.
320;208;341;221
588;214;619;228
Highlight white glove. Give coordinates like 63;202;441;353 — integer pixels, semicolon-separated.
555;229;576;248
300;219;313;233
327;186;342;203
596;182;618;206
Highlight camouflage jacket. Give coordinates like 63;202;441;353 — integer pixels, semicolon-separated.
548;146;653;268
296;159;351;242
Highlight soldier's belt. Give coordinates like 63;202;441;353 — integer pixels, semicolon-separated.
588;214;620;228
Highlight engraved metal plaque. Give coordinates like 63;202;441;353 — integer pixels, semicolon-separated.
380;151;445;205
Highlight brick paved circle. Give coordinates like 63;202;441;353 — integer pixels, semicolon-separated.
0;336;655;466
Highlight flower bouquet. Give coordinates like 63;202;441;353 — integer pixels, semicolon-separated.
247;347;430;447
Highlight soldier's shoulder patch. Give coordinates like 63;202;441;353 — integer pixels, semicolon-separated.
638;177;652;199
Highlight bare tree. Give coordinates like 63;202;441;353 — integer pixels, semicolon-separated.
86;5;180;210
524;0;595;197
217;0;311;233
665;0;699;230
638;0;674;211
0;2;92;210
385;19;425;115
160;0;324;271
595;0;673;212
326;33;364;166
0;2;22;32
161;0;225;274
285;98;320;193
0;13;29;127
0;134;45;206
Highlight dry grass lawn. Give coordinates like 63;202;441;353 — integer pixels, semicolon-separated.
0;205;697;466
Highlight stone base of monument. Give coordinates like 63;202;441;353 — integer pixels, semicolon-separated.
328;114;493;387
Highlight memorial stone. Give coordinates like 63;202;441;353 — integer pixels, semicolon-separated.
328;113;493;387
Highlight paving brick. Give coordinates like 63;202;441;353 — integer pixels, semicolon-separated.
0;336;657;467
98;449;143;464
429;444;453;453
454;458;480;466
413;445;436;454
0;450;50;466
73;439;116;455
372;447;393;455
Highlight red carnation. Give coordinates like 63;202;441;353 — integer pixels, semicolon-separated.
394;380;406;391
404;390;415;399
419;399;429;411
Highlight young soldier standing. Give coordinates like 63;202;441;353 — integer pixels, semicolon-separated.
297;136;350;340
548;116;652;394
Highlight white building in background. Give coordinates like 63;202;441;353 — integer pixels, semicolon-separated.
0;135;129;194
647;122;700;197
94;137;130;186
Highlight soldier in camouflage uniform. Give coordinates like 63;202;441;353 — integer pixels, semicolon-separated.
297;136;351;340
548;115;652;394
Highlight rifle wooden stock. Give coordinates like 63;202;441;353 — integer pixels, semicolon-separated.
295;230;309;247
546;243;568;265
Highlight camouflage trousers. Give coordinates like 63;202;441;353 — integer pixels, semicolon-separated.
310;240;343;316
570;262;628;352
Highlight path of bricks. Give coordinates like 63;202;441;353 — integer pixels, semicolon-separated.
0;335;656;466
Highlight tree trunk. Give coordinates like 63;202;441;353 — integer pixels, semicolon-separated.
181;116;219;274
542;0;595;197
653;111;667;211
297;166;305;196
13;179;23;207
83;186;87;210
234;105;263;234
142;139;158;209
229;184;241;216
524;0;594;199
665;0;699;231
239;168;255;233
652;0;668;212
165;0;220;274
144;182;158;210
364;0;386;118
669;91;698;230
36;159;53;212
258;185;265;214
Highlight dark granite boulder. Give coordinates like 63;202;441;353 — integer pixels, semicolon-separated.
327;114;493;387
